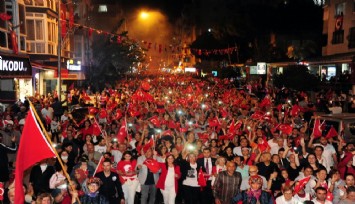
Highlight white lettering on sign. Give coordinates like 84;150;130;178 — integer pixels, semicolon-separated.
0;56;27;72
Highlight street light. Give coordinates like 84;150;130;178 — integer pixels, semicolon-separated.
140;11;149;19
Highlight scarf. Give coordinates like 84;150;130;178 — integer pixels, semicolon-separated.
247;189;262;201
88;192;99;198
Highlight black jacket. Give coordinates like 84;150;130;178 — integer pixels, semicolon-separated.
96;171;124;200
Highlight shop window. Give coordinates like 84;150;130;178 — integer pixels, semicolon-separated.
332;30;344;44
349;27;355;48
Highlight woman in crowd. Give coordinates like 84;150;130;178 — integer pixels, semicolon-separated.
232;175;274;204
116;151;139;204
156;154;181;204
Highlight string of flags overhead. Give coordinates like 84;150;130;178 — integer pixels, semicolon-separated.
0;11;238;56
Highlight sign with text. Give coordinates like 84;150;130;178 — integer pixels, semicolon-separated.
0;55;32;78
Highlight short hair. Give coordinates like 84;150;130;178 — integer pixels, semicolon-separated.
315;186;327;193
314;145;324;151
203;147;211;152
346;186;355;194
102;158;112;164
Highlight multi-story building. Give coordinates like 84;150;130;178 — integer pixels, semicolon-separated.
309;0;355;84
0;0;31;103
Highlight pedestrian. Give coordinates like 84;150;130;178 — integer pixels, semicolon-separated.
213;161;242;204
95;158;125;204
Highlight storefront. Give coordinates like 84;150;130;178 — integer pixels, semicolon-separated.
0;54;32;103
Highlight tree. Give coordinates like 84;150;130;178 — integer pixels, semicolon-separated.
273;65;320;91
88;34;145;88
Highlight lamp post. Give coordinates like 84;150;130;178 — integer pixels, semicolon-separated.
57;1;62;101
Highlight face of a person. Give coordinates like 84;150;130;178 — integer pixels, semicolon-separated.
314;148;323;156
242;148;249;156
317;170;327;180
203;150;211;158
281;170;288;179
308;155;316;164
272;156;280;164
283;190;293;201
249;167;258;176
167;156;174;164
102;162;111;172
226;162;236;173
88;183;99;193
304;168;313;177
346;176;355;186
316;189;327;201
320;137;328;145
41;197;51;204
347;191;355;201
240;139;248;147
145;149;153;158
124;153;131;161
250;182;261;190
189;154;196;163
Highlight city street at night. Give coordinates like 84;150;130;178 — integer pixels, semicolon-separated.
1;1;355;204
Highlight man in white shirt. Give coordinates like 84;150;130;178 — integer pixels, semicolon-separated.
94;137;107;154
309;136;337;169
311;187;332;204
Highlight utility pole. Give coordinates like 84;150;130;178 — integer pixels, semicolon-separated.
57;0;62;101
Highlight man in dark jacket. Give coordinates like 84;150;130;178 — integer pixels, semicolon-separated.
29;159;55;195
96;158;125;204
196;148;217;204
0;133;17;184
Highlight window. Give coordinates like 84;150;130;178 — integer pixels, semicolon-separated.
349;27;355;48
332;30;344;44
335;2;346;16
98;5;108;13
0;0;6;29
19;4;26;35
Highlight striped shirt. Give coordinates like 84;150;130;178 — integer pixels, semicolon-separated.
213;171;242;204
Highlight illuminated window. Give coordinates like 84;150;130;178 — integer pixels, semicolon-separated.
98;5;107;13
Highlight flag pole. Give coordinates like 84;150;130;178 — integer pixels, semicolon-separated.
28;102;81;204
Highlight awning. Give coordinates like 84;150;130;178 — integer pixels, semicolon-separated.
31;62;57;71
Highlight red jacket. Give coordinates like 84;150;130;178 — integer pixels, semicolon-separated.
338;152;355;180
156;163;181;193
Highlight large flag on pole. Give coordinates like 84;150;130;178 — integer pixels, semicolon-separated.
15;107;56;204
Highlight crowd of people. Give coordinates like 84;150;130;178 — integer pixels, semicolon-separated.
0;75;355;204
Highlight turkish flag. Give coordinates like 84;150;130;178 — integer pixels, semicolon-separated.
208;117;220;127
259;97;271;108
0;12;12;21
15;107;56;204
149;115;161;127
197;168;206;188
116;121;127;143
277;124;293;135
228;119;236;134
142;138;154;152
92;120;102;136
293;176;311;195
326;126;338;139
313;119;323;138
